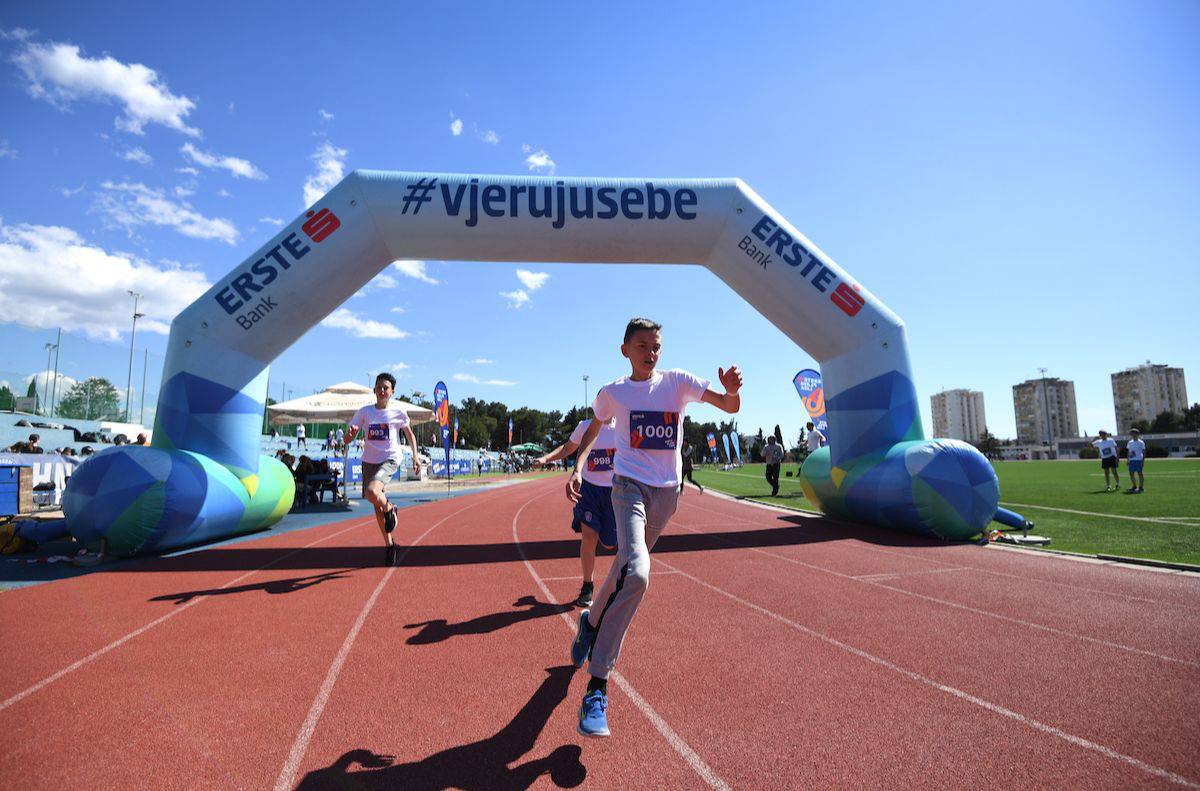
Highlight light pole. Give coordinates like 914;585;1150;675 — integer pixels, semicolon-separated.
42;341;56;415
582;375;589;410
49;327;62;416
140;348;149;425
125;291;144;422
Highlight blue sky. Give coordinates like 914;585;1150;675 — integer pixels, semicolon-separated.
1;1;1197;441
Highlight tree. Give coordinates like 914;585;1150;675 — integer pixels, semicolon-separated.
0;384;13;411
26;379;37;398
1149;410;1186;433
973;428;1001;460
1184;403;1200;432
57;377;121;420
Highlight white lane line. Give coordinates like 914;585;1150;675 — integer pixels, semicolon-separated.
511;491;731;791
677;499;1200;611
671;516;1199;668
274;498;485;791
655;556;1200;789
0;517;374;714
1003;502;1200;527
853;567;970;581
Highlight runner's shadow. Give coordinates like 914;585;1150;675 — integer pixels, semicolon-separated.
404;596;573;645
294;665;585;790
149;570;354;604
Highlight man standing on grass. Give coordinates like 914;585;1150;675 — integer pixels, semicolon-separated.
345;373;422;566
1126;428;1146;493
1092;430;1120;492
763;435;784;496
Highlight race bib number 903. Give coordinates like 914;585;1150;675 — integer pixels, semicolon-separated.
629;411;679;450
367;424;390;441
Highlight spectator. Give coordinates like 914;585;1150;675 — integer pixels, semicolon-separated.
136;433;149;446
270;426;279;445
25;433;44;454
296;423;308;450
1092;430;1120;492
762;435;784;496
336;427;345;454
1126;428;1147;493
81;446;95;457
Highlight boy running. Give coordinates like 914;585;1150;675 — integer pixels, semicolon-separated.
1092;430;1120;492
1126;428;1146;493
345;373;422;566
566;318;741;738
534;415;620;607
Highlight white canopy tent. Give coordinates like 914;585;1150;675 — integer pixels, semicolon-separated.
266;381;435;426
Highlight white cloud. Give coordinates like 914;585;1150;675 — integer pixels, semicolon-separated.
2;28;36;41
94;181;239;244
449;117;463;136
0;139;16;159
380;362;410;375
500;289;530;309
25;370;77;397
0;222;210;339
176;166;199;176
180;142;266;180
319;108;334;121
452;373;516;386
352;272;399;298
392;259;439;285
320;308;409;339
173;185;194;198
216;188;232;198
523;148;556;174
463;358;493;365
389;306;407;314
259;216;285;227
121;146;152;165
303;139;348;207
13;41;200;137
60;184;85;197
227;101;235;113
479;129;500;145
515;269;549;291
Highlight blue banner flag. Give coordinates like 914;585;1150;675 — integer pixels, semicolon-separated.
508;417;513;447
731;431;742;463
434;380;452;477
721;433;731;464
793;368;829;439
706;432;718;463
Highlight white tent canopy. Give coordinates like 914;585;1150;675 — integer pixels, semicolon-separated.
267;381;434;426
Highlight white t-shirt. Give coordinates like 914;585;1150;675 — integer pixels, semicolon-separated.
569;418;618;487
1126;438;1146;461
592;369;710;487
806;429;826;451
1093;438;1118;459
349;404;411;464
296;425;305;438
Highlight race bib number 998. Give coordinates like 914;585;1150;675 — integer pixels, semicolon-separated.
587;448;615;472
629;411;679;450
367;424;390;441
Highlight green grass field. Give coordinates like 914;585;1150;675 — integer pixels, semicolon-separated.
692;459;1200;566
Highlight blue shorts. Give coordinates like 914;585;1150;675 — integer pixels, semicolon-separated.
572;480;617;549
1128;459;1144;473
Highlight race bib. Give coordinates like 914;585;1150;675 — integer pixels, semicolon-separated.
587;448;615;472
367;423;390;441
629;411;679;450
1101;446;1114;458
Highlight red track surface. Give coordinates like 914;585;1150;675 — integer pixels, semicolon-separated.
2;477;1197;789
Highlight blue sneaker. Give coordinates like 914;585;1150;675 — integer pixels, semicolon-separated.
577;689;610;737
571;609;596;668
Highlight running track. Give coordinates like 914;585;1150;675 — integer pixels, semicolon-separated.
1;476;1197;789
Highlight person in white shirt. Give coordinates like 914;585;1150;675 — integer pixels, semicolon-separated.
345;373;422;566
1092;430;1121;492
1126;428;1146;493
762;435;785;495
296;423;307;451
566;317;742;738
535;416;620;607
805;421;826;452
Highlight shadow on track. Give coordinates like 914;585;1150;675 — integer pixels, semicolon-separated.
403;596;573;645
149;569;355;604
294;665;585;790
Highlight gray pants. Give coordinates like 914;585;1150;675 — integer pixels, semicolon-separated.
587;474;680;679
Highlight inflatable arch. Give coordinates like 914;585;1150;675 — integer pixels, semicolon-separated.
64;171;1004;554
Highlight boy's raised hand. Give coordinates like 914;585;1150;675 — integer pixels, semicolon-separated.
718;365;743;394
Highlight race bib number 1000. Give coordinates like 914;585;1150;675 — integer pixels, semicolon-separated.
367;424;390;441
629;411;679;450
